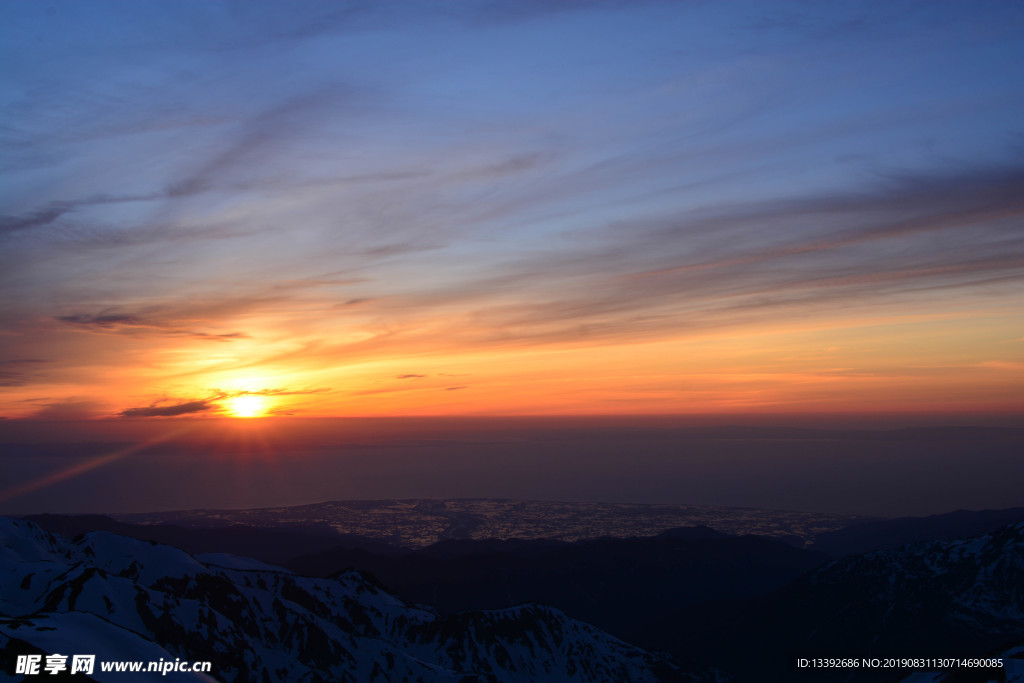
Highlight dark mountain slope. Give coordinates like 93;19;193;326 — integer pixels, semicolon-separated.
647;522;1024;681
287;529;827;647
812;507;1024;557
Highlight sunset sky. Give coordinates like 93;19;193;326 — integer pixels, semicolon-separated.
2;0;1023;421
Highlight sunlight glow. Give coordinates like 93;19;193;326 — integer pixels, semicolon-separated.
227;394;269;418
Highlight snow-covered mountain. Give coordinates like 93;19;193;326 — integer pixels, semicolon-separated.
792;521;1024;653
0;518;694;682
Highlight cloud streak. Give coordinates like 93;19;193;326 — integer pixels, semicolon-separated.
0;359;48;388
56;312;249;342
120;400;214;418
299;163;1023;351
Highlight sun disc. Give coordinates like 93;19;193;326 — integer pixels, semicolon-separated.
228;394;267;418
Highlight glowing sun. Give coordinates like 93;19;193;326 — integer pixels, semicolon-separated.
227;394;268;418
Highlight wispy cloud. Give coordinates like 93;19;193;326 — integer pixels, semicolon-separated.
56;312;249;342
0;359;48;387
0;191;208;238
216;387;331;397
423;164;1024;345
27;398;109;420
120;400;214;418
74;157;1023;395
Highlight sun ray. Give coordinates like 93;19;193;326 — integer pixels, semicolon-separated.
0;423;197;505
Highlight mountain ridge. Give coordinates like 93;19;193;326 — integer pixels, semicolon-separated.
0;517;703;682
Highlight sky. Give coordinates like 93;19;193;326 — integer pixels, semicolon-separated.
2;0;1023;421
